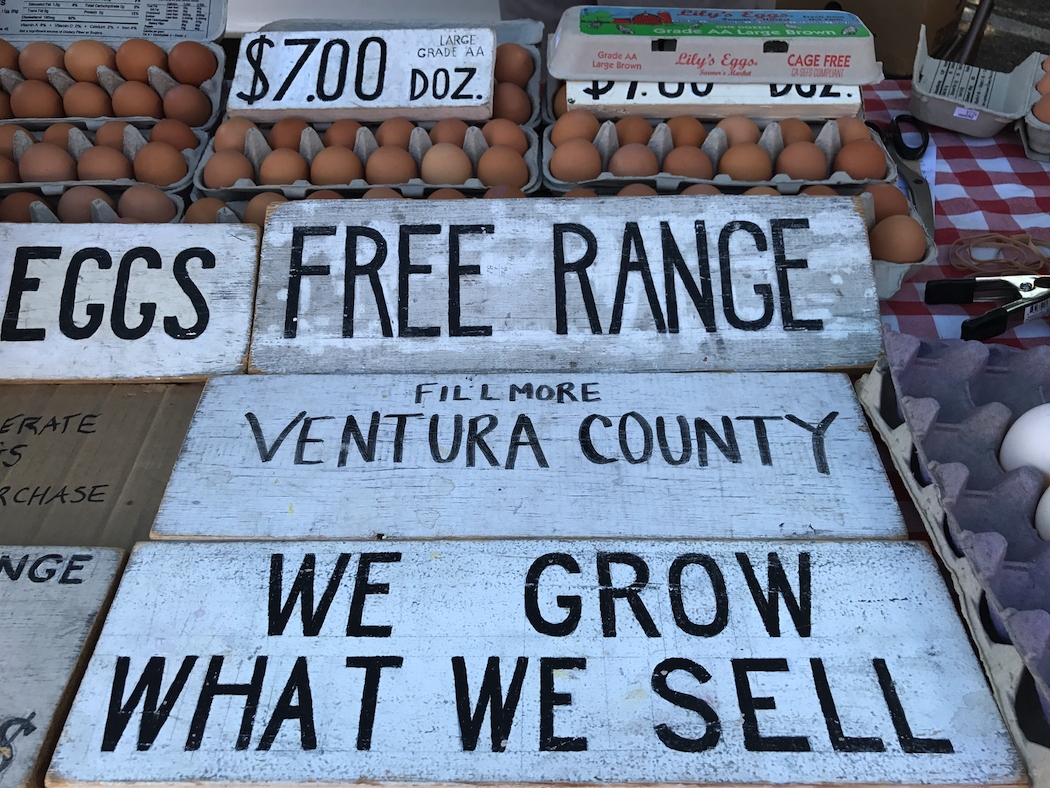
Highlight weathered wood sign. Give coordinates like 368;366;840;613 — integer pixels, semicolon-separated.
152;372;903;540
0;224;259;381
48;540;1021;788
249;197;881;375
2;546;122;788
228;28;496;122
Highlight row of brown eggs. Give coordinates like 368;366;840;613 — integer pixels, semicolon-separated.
0;184;177;222
1;39;215;85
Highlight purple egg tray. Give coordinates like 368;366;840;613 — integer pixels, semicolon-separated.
857;329;1050;788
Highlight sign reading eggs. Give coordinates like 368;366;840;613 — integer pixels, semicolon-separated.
228;28;496;122
250;196;880;374
0;224;259;380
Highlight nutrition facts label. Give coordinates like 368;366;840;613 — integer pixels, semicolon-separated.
0;0;213;39
925;60;1001;106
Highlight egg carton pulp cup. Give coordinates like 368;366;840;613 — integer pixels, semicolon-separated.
20;191;185;223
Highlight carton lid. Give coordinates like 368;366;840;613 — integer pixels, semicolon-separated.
0;0;227;45
548;6;883;84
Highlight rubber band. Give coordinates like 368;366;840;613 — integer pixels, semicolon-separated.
949;233;1050;276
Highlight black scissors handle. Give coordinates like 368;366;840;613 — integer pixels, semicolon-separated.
865;114;930;160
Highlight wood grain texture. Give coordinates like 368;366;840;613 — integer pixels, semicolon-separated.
0;225;259;381
249;196;881;374
48;540;1021;787
151;371;904;540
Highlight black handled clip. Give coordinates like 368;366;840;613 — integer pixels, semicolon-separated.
925;275;1050;340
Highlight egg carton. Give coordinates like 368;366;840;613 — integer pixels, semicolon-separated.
856;329;1050;788
2;124;203;196
541;116;899;194
193;121;541;201
16;190;185;223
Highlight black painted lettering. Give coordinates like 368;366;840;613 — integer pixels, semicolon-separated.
733;658;810;751
610;223;666;334
651;657;721;752
581;383;600;402
663;221;715;333
669;554;728;637
735;551;811;637
78;414;98;433
59;554;93;584
524;553;581;636
246;411;307;462
509;383;533;401
579;414;616;464
102;655;198;751
429;414;463;463
257;656;316;751
345;226;392;337
736;415;783;465
268;553;351;636
29;554;62;581
60;248;111;339
597;552;660;637
110;247;161;340
2;247;59;341
771;219;822;331
285;226;335;338
694;417;741;465
554;224;602;334
453;656;528;751
27;486;49;505
811;657;884;752
785;412;838;474
540;657;587;751
165;248;215;339
0;554;27;579
339;412;381;465
383;413;424;463
345;656;403;749
505;414;548;469
718;222;773;330
618;411;653;464
466;414;499;467
347;552;400;637
556;382;577;402
185;655;267;750
874;658;954;753
398;224;441;337
656;415;692;465
449;225;494;337
294;416;334;465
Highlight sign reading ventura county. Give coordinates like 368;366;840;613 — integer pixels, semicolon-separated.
152;372;903;540
48;540;1021;788
249;197;880;374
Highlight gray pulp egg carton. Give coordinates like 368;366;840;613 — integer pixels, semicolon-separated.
856;328;1050;788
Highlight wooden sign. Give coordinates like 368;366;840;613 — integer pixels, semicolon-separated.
0;224;259;381
228;28;496;122
152;372;904;540
48;540;1021;788
249;197;881;375
2;546;122;788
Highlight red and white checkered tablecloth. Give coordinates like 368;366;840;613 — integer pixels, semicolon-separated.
864;80;1050;349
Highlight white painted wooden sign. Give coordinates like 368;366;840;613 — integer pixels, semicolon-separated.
0;224;259;381
152;372;903;540
563;80;861;120
1;546;122;788
48;539;1021;788
250;197;881;374
228;28;496;122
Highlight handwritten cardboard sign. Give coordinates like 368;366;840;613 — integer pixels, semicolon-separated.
0;224;259;381
249;196;881;375
48;539;1021;787
2;546;122;788
152;372;903;540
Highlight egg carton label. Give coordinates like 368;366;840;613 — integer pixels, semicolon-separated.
228;28;496;123
152;371;904;540
0;0;217;40
49;539;1021;788
0;224;259;381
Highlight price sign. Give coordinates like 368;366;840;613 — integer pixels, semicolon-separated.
564;80;861;120
228;28;496;122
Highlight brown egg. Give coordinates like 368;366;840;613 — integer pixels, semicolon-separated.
167;41;217;87
57;185;114;222
323;119;362;148
869;214;927;263
482;118;528;155
1034;94;1050;124
310;146;363;185
19;42;64;81
374;117;416;149
0;191;53;222
550;109;599;146
717;143;772;181
115;39;167;81
427;118;468;147
0;125;28;159
833;139;886;179
111;81;163;118
666;116;707;148
609;142;658;177
259;148;309;184
483;184;527;198
117;183;176;222
715;115;760;146
563;187;599;197
549;138;601;182
268;117;309;150
361;187;403;199
243;192;287;226
184;197;232;223
743;185;780;195
203;150;254;187
77;145;133;180
214;117;257;153
477;145;528;187
492;82;531;124
365;146;417;184
428;188;467;200
801;184;838;196
1038;72;1050;95
553;83;567;118
495;43;534;88
0;92;10;119
1044;55;1050;73
0;39;18;71
681;183;722;195
19;142;75;181
861;183;909;223
94;121;129;150
63;82;113;117
0;155;19;183
150;118;198;151
306;190;344;200
42;122;76;150
618;183;658;196
64;40;116;83
836;116;870;144
133;140;187;186
777;118;815;146
616;116;653;146
421;142;473;184
10;79;63;118
775;141;827;180
163;84;211;126
661;145;712;178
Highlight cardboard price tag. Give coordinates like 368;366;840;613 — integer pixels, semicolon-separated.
228;28;496;122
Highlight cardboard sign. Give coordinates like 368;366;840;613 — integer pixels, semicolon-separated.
2;546;122;788
152;372;903;540
49;540;1021;787
228;28;496;122
249;197;881;375
0;224;259;381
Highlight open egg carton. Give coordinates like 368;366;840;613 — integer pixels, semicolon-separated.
856;329;1050;788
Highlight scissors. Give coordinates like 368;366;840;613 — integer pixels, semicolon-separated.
864;114;934;233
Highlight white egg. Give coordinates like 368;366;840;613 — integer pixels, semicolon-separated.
999;402;1050;485
1037;488;1050;540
